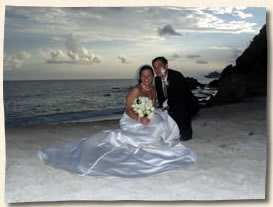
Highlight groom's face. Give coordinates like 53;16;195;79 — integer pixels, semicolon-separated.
153;60;168;79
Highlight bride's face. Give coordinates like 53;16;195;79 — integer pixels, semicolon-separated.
141;69;153;86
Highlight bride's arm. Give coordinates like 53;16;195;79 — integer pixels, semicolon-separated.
125;87;140;120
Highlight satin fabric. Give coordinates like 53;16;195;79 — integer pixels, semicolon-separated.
37;110;196;178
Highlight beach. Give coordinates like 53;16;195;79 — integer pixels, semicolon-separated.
4;96;267;203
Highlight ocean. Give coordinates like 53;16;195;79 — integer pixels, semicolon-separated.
3;79;217;127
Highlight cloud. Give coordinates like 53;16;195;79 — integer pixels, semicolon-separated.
209;46;243;63
5;7;261;47
172;53;181;58
185;8;257;33
65;33;81;53
187;54;208;64
46;34;102;65
46;49;73;64
187;55;201;58
4;52;31;70
46;48;102;65
165;7;185;11
158;24;182;37
210;46;231;50
196;60;208;64
229;48;244;63
207;7;253;19
168;53;182;61
208;8;234;15
234;10;253;19
117;54;131;64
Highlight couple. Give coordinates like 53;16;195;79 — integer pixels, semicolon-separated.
37;57;197;178
131;57;197;140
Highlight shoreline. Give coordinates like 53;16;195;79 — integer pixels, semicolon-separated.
5;96;267;202
58;113;122;124
4;111;124;128
5;95;265;129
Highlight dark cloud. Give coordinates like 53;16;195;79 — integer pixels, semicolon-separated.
158;24;181;37
117;54;130;64
172;53;180;58
187;55;201;59
168;53;181;61
196;60;208;64
187;55;207;64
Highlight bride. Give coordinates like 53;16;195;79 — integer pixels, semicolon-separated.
37;65;196;178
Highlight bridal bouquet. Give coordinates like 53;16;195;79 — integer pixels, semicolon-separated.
132;96;155;119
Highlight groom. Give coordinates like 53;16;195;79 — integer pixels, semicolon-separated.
152;56;198;141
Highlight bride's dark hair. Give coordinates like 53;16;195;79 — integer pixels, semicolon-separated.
138;65;154;84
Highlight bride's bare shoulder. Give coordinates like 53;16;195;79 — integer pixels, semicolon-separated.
128;85;140;97
130;85;140;93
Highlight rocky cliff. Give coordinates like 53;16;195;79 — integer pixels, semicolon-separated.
209;24;267;104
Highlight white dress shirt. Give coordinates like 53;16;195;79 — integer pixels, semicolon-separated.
161;75;168;108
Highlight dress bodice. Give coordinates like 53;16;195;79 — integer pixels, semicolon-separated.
119;110;179;147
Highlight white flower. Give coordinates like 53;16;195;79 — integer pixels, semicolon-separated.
147;113;154;119
131;96;155;120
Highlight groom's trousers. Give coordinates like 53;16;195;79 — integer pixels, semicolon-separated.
168;106;193;140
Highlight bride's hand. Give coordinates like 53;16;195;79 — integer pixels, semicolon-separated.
139;117;150;125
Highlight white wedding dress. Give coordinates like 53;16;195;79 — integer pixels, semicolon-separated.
37;110;196;178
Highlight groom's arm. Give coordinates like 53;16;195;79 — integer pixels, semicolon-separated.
168;71;191;106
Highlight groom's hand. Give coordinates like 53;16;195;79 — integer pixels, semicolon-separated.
161;106;169;111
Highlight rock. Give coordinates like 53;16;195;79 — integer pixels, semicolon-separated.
207;79;219;88
214;74;247;103
185;77;205;90
236;25;267;75
204;71;221;79
209;24;267;105
220;65;235;80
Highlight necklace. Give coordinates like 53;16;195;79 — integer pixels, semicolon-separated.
141;83;151;92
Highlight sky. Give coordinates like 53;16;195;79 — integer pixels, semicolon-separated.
3;6;266;82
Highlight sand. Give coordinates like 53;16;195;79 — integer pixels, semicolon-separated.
4;96;267;203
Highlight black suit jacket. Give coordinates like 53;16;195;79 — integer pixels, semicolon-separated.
155;69;198;116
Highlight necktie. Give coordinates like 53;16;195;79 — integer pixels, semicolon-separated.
162;80;168;99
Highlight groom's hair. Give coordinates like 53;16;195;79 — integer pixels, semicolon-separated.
138;65;154;84
152;56;168;66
